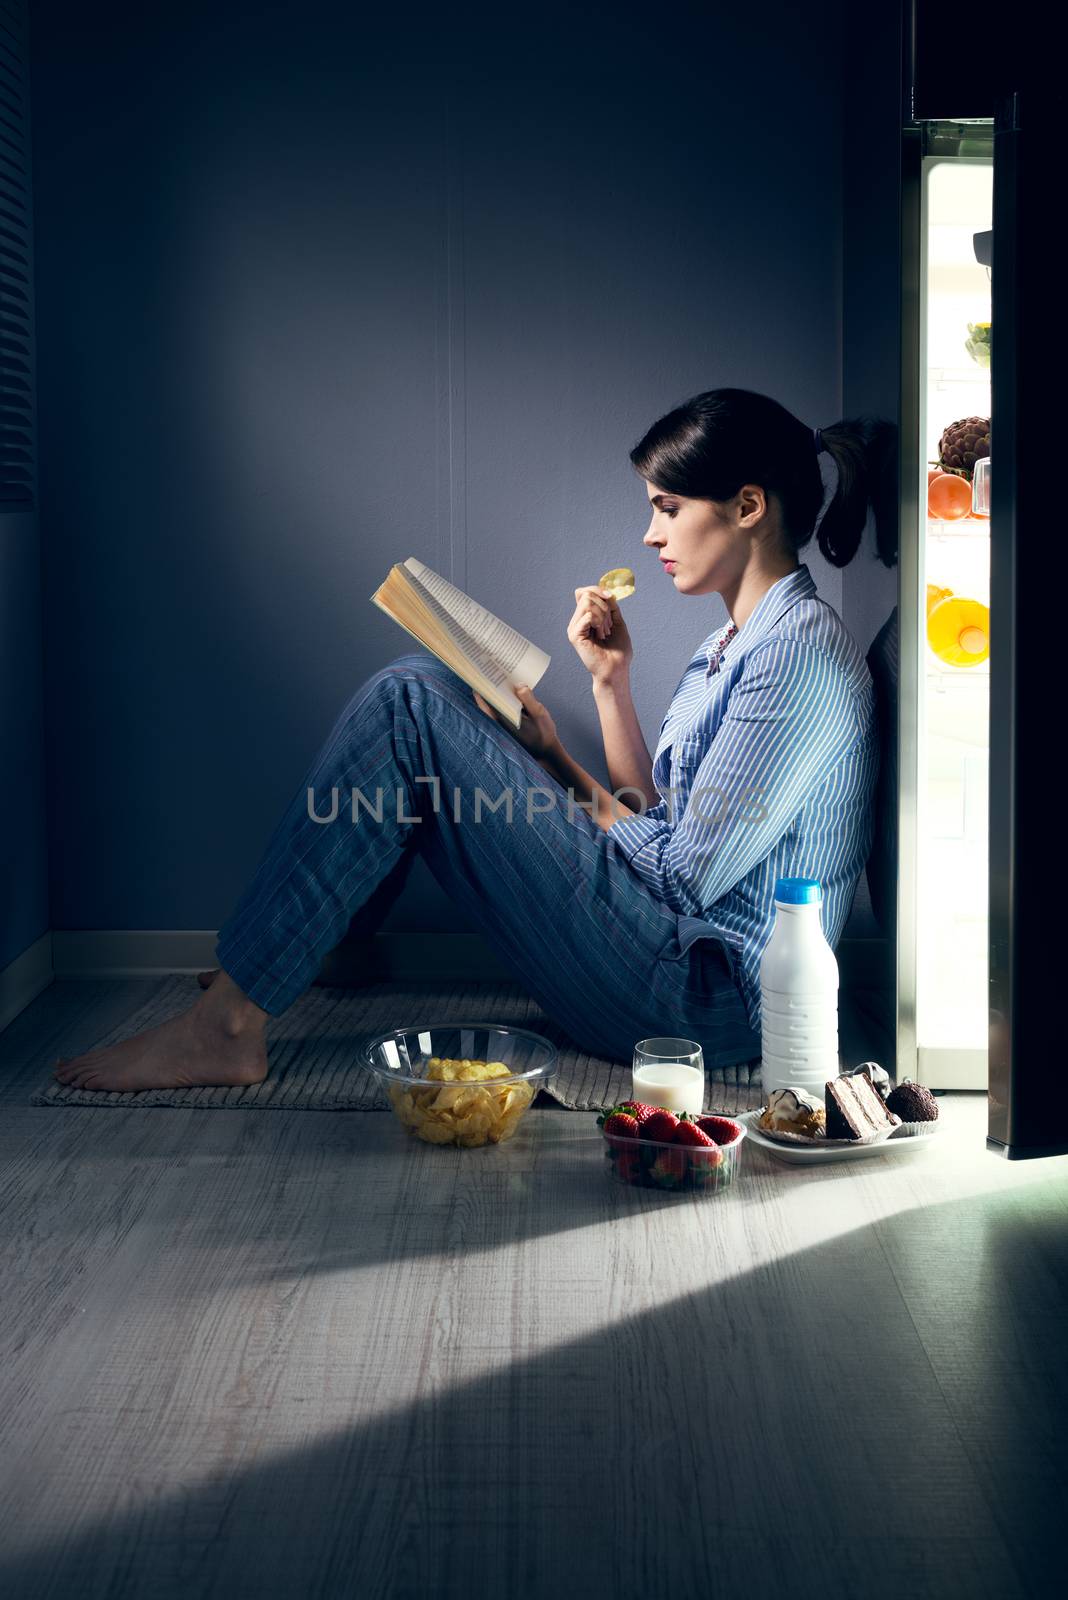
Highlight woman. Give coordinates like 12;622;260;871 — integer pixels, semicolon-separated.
54;387;893;1093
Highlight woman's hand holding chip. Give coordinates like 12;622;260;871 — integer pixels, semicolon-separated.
567;585;633;685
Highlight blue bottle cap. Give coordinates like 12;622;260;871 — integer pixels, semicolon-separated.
774;876;822;904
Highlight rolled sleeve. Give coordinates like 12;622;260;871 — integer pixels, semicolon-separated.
608;795;668;856
608;640;857;915
607;808;669;855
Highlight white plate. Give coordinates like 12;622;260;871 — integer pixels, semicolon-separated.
739;1111;938;1165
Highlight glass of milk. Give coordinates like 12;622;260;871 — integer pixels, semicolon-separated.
631;1038;705;1116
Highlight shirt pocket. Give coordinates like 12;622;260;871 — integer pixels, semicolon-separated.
671;733;706;789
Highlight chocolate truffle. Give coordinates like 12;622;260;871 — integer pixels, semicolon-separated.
885;1079;939;1123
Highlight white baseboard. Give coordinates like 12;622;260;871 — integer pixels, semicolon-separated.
51;930;221;978
49;929;517;984
46;929;888;992
0;933;55;1033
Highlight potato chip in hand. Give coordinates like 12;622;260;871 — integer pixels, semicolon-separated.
597;567;635;600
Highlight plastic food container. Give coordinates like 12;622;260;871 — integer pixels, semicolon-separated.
363;1022;557;1147
602;1119;746;1193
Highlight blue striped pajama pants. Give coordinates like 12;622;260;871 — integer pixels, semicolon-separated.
214;653;761;1069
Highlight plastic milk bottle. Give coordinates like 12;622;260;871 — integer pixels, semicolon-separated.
759;877;839;1098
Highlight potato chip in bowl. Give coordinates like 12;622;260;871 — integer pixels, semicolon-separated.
363;1024;557;1147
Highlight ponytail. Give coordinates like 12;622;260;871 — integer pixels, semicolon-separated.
815;417;898;569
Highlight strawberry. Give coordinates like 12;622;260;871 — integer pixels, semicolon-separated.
673;1121;716;1148
615;1148;644;1185
640;1110;679;1143
602;1110;639;1140
688;1155;721;1188
618;1099;661;1128
596;1105;625;1130
697;1115;742;1146
673;1119;725;1175
648;1149;686;1188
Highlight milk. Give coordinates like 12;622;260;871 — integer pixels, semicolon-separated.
759;876;839;1099
631;1062;704;1116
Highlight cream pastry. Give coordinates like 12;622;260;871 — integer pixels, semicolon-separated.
758;1086;827;1139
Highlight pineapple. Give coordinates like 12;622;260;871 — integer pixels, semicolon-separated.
937;416;990;482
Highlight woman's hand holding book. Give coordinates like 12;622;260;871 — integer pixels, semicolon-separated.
473;685;561;765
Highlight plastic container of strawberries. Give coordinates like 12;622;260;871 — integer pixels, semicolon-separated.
602;1119;747;1193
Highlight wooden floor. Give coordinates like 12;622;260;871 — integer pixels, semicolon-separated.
1;980;1066;1599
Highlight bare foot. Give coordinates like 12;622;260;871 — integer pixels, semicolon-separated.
53;970;269;1093
197;968;220;990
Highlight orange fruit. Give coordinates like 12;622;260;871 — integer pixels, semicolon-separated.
927;472;973;521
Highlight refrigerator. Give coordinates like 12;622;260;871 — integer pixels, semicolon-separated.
898;2;1053;1156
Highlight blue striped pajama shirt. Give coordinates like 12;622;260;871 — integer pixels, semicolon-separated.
607;563;878;1031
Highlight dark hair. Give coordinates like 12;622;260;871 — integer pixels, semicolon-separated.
629;387;898;568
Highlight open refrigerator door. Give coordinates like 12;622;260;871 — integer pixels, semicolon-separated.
915;129;993;1088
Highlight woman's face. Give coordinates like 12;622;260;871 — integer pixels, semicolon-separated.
641;480;769;595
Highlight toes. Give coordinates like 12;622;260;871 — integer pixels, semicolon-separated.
54;1058;101;1087
66;1070;104;1090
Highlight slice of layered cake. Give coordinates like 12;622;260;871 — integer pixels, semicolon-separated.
824;1073;902;1140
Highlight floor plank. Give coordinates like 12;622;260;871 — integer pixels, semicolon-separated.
0;982;1065;1598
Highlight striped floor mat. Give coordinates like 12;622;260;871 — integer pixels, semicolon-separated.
29;975;763;1115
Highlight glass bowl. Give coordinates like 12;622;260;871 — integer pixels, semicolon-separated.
602;1117;746;1193
362;1022;557;1148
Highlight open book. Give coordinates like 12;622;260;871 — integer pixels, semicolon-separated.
370;558;551;730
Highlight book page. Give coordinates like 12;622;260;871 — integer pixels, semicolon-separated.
371;567;527;729
403;558;550;693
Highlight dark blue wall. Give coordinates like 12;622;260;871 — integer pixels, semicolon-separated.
0;508;48;968
29;0;853;937
1;3;48;977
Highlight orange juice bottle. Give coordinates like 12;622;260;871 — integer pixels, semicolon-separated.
926;590;989;667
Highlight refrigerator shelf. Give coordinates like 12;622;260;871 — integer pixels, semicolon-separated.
925;518;989;536
925;663;990;681
927;363;992;380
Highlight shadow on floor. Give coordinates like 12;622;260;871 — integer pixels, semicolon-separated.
1;1190;1062;1599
